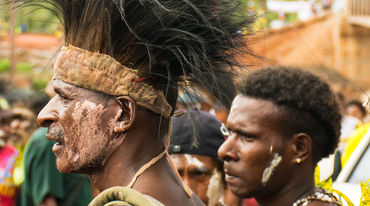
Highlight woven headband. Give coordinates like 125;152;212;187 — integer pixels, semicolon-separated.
53;45;172;117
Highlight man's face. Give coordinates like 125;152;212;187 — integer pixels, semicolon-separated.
38;80;122;173
170;154;220;205
5;111;36;147
346;105;364;120
218;95;292;198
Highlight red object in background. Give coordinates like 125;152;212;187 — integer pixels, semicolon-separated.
244;198;258;206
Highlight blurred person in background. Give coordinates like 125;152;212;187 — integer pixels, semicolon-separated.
177;92;231;126
0;99;20;206
334;92;346;116
339;100;367;153
345;100;367;122
3;88;50;189
341;100;369;166
169;110;256;206
218;68;342;206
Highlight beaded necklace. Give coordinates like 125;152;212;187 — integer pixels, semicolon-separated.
293;187;341;206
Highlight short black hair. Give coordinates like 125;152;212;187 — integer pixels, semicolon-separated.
346;100;366;118
238;67;342;162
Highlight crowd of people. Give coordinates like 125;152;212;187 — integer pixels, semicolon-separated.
0;0;369;206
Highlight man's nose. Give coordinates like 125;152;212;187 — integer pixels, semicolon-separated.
218;134;239;162
37;99;58;127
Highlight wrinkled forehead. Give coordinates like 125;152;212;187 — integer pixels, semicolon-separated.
52;79;106;98
52;79;83;91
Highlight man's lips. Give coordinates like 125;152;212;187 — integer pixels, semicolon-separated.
223;164;240;183
46;132;64;145
225;174;239;182
46;132;65;153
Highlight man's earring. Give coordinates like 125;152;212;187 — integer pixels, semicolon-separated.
296;158;302;164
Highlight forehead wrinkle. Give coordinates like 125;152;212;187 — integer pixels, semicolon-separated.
53;79;81;96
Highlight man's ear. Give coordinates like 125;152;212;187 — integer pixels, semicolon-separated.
291;133;312;164
113;96;136;133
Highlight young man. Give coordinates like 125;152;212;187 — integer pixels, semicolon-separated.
23;0;252;205
218;67;342;206
169;110;226;206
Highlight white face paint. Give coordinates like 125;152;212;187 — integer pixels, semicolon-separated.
184;154;206;169
51;94;121;173
261;152;282;186
206;169;224;206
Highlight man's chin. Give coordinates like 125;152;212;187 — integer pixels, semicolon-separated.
56;164;73;173
56;159;79;173
229;185;255;199
56;159;102;174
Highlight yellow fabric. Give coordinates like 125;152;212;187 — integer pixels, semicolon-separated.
53;45;172;118
342;123;370;166
13;146;25;186
88;186;164;206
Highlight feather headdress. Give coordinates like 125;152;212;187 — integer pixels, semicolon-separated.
8;0;254;113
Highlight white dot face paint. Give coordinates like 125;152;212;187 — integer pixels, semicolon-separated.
261;153;282;186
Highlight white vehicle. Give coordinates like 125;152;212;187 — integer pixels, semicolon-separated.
333;128;370;205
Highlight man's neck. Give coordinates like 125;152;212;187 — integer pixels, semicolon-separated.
255;172;316;206
88;131;165;195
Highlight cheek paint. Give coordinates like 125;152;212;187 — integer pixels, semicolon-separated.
206;169;224;206
69;100;107;164
261;152;282;186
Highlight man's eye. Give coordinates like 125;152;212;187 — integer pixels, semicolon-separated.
191;170;209;177
58;94;69;102
236;131;254;139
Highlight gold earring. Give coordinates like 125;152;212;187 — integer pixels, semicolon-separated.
296;158;302;164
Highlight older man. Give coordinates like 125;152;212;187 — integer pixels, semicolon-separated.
24;0;252;205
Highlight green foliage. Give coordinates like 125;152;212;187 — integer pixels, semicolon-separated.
16;62;33;74
16;6;59;34
315;165;370;206
0;58;33;74
0;58;10;72
360;179;370;205
0;3;59;34
31;78;48;92
285;13;298;23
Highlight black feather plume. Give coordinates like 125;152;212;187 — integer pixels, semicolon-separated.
6;0;255;111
